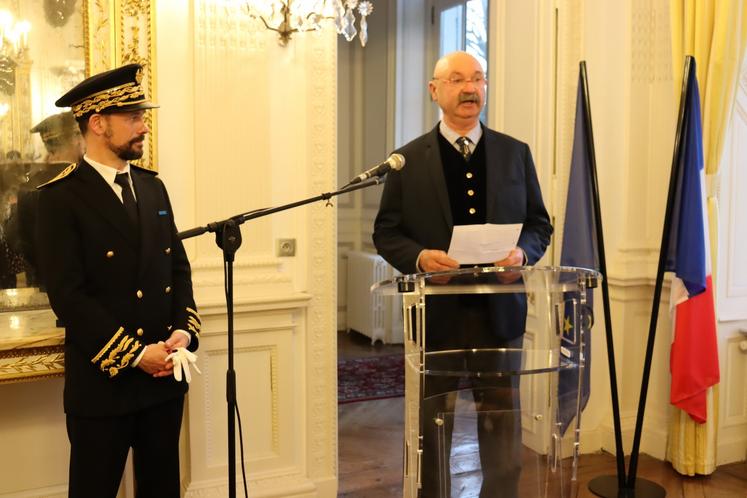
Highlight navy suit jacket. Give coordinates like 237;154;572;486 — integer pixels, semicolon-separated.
373;124;553;344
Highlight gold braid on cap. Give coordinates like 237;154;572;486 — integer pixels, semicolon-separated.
71;82;147;118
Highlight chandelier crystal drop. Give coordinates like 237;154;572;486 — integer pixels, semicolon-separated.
245;0;374;47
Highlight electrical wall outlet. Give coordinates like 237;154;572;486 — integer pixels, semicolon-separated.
277;238;296;257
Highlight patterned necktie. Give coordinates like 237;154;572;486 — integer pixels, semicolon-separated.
114;173;139;226
455;136;472;162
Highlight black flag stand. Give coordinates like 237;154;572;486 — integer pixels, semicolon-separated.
575;60;627;496
590;56;694;498
630;56;694;498
179;177;384;498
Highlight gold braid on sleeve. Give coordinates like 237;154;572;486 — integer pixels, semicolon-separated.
91;327;142;378
186;307;201;338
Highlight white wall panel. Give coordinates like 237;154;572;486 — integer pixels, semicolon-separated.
0;379;68;497
157;1;338;496
715;50;747;465
719;57;747;321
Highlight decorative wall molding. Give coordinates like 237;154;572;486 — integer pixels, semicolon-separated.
195;0;265;54
544;0;583;265
192;273;293;287
723;335;747;427
0;485;67;498
631;0;672;84
184;473;323;498
628;0;675;259
304;32;338;483
715;47;747;462
185;299;316;494
719;52;747;320
0;347;64;384
191;256;284;271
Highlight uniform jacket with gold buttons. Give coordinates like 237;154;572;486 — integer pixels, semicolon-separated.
36;160;200;417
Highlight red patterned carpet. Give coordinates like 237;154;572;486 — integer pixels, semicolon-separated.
338;353;405;404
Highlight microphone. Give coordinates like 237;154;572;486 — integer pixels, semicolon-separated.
347;154;405;185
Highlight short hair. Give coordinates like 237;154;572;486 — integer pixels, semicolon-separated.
77;117;88;136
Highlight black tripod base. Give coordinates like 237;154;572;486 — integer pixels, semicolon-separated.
588;475;666;498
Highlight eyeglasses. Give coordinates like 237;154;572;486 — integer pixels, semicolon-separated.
433;75;487;87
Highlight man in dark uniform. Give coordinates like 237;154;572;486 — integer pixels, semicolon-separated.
36;63;201;498
31;111;86;164
373;51;553;497
7;111;84;287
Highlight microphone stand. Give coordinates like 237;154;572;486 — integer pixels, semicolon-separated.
178;176;384;498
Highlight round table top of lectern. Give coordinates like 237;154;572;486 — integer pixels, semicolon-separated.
370;265;601;296
404;347;577;378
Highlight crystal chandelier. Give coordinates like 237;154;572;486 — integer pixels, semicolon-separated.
0;10;30;60
0;10;30;96
245;0;374;47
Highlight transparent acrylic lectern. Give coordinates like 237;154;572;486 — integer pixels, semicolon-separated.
372;266;600;498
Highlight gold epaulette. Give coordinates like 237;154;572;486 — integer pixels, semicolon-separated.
91;327;142;378
130;162;158;175
36;162;78;189
186;307;202;339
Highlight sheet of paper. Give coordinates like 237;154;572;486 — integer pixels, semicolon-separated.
447;223;523;265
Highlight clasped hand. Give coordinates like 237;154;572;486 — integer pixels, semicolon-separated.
137;332;200;382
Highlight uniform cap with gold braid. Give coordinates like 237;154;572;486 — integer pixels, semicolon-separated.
30;111;78;146
55;63;159;119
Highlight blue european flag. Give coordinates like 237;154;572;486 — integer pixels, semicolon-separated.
558;70;600;435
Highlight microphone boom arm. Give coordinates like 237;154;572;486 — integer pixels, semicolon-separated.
178;176;384;240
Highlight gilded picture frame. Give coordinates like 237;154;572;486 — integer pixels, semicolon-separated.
85;0;157;170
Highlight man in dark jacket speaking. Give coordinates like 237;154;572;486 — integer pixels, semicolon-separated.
374;51;552;497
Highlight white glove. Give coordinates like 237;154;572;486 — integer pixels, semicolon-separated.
165;347;201;383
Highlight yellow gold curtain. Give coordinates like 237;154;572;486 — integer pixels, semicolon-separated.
668;0;747;476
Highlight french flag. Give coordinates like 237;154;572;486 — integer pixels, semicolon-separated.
665;60;720;424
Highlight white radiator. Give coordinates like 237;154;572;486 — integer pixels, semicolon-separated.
346;250;403;344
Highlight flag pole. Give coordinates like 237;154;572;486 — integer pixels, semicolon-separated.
578;60;627;494
626;56;694;496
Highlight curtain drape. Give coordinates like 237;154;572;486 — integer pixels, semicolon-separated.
668;0;747;476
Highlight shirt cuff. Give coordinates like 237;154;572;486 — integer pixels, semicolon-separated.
415;250;425;273
175;329;192;347
132;345;147;368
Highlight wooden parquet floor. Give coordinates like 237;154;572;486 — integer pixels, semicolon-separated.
337;332;747;498
338;397;747;497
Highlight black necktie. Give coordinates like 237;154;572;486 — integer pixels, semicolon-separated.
455;136;472;162
114;173;138;226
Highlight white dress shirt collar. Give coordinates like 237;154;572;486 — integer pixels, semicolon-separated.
84;154;135;201
439;121;482;152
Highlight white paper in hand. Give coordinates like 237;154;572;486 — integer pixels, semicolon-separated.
166;347;201;383
447;223;523;264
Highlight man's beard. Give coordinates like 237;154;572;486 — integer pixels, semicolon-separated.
107;136;145;161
